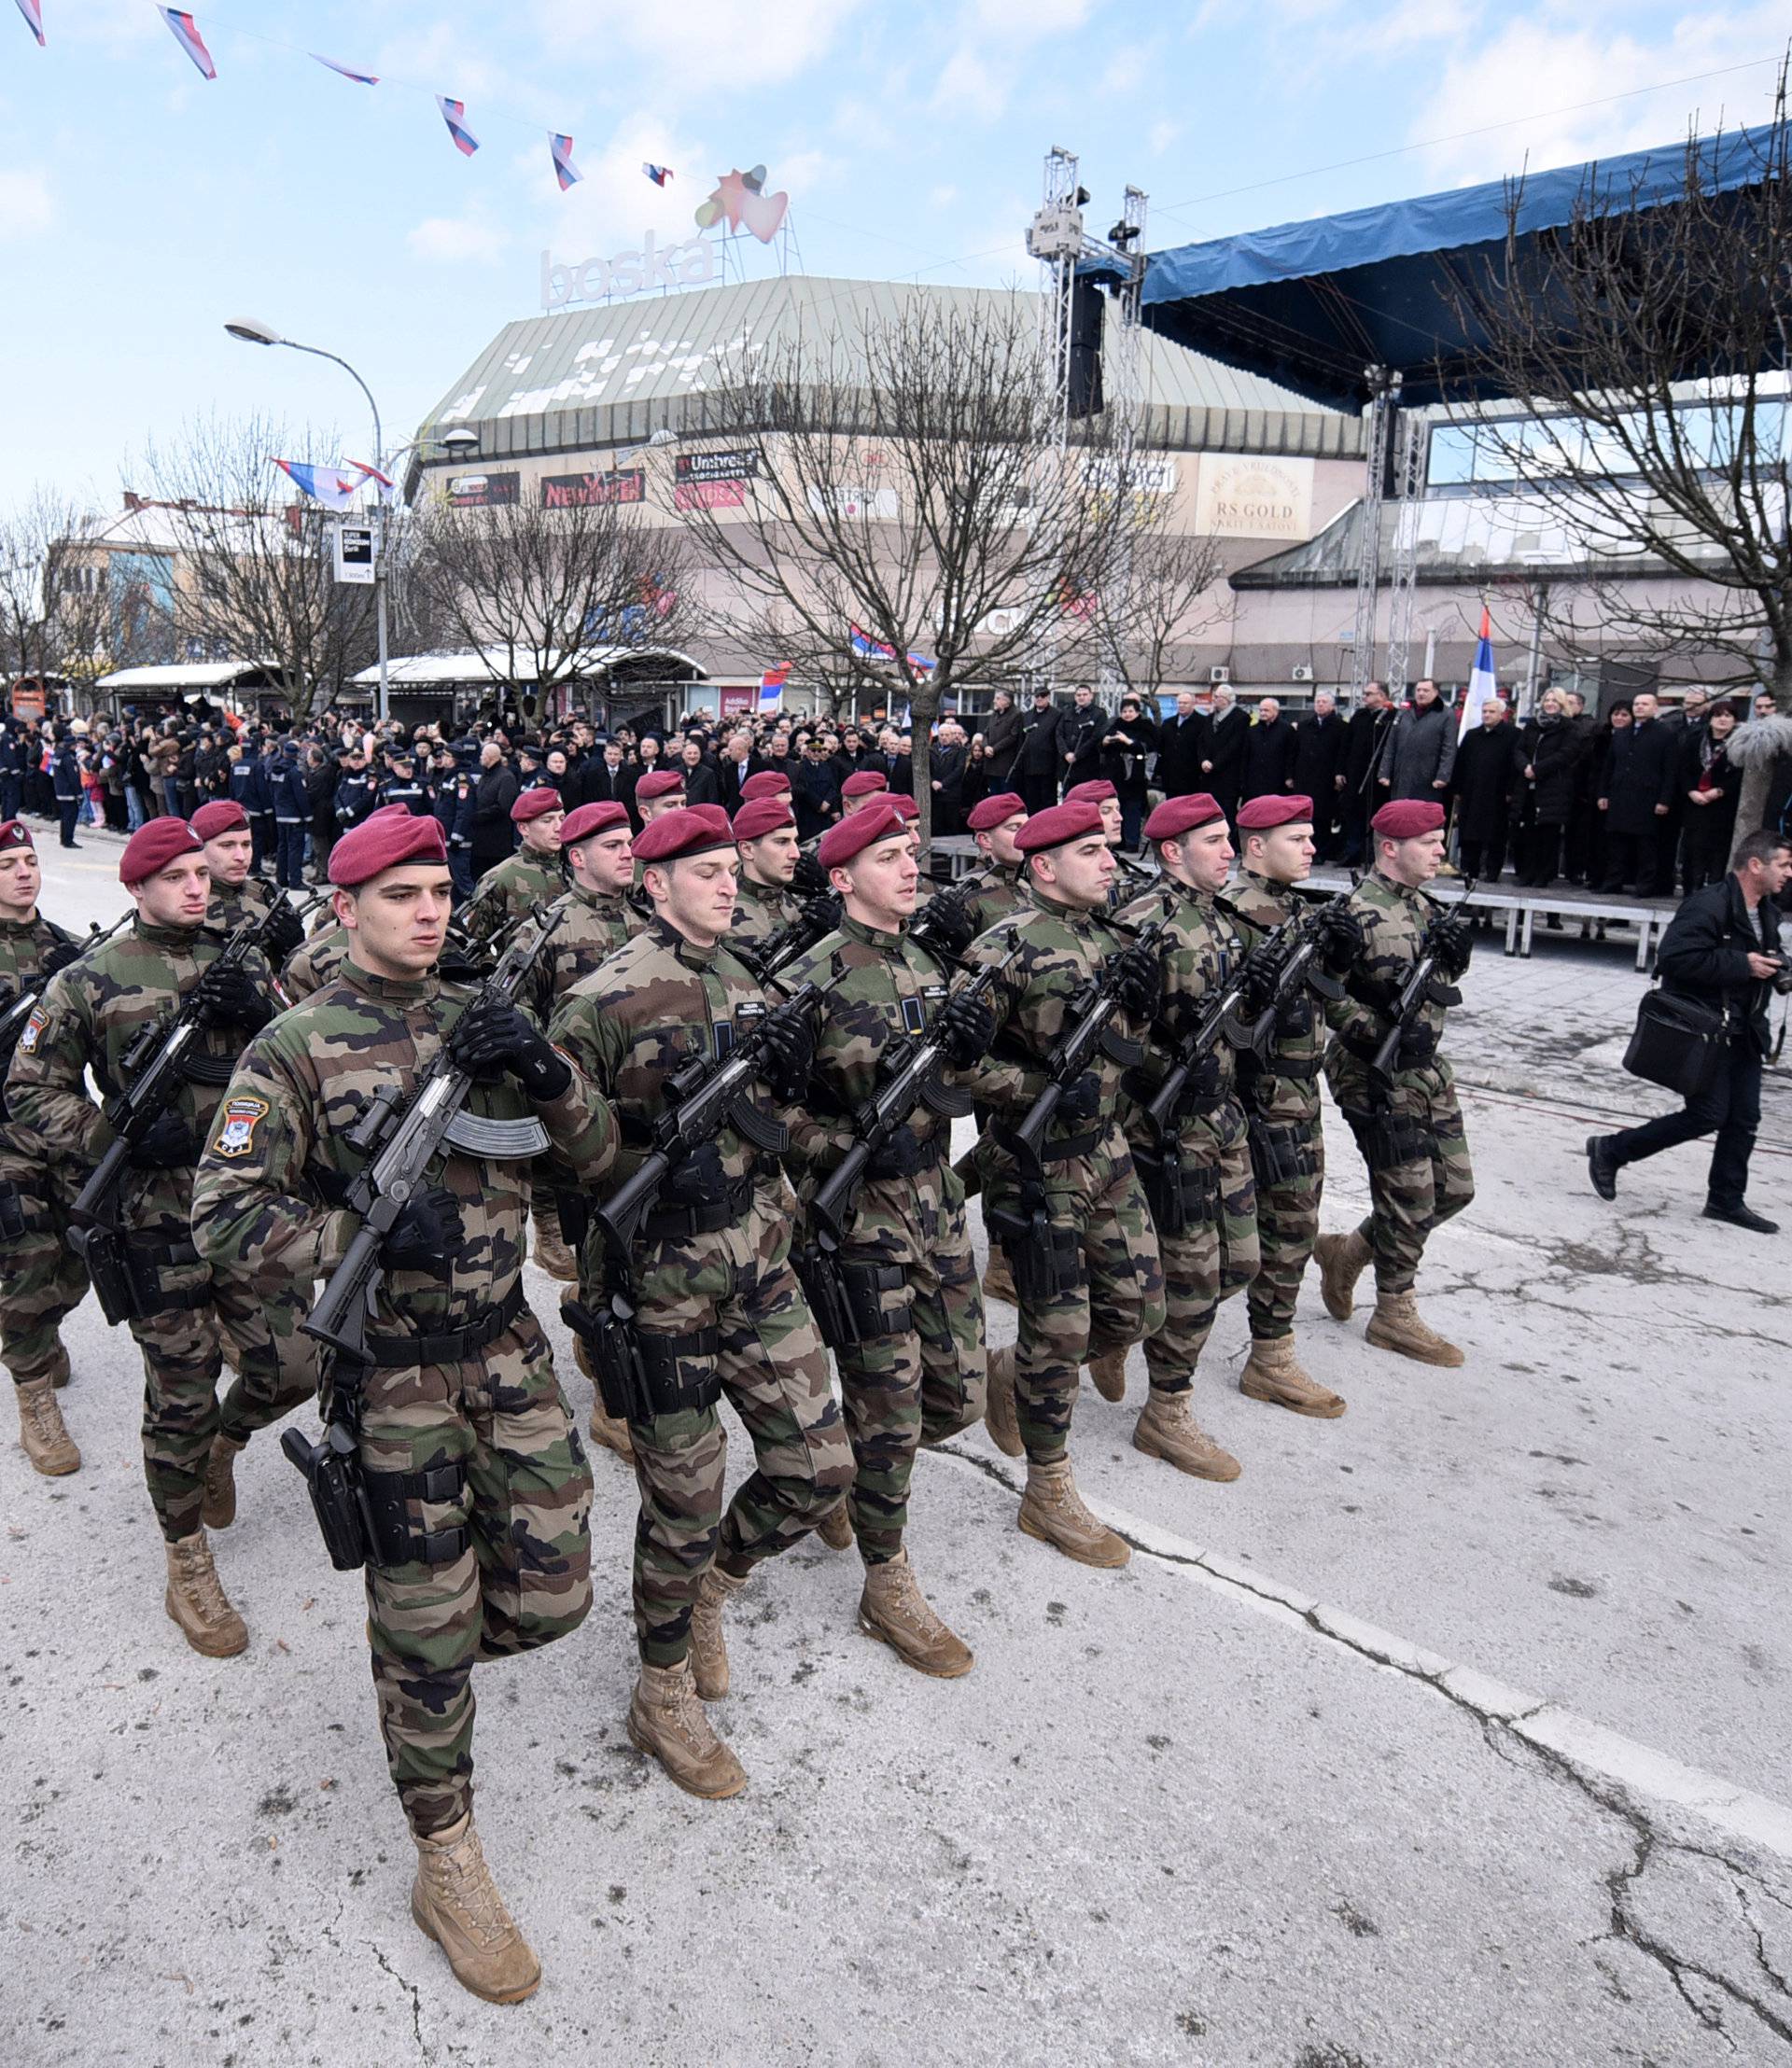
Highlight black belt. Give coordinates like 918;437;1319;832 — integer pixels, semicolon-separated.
1263;1055;1323;1082
643;1170;756;1242
132;1237;200;1269
358;1279;526;1368
1041;1129;1100;1164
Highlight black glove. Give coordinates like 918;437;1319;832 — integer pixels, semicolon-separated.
380;1185;464;1276
798;892;841;936
914;890;975;959
1057;1070;1101;1123
194;961;274;1033
40;939;83;978
436;944;483;984
756;1008;815;1103
1110;943;1161;1023
450;996;571;1101
263;901;306;961
866;1124;925;1181
791;852;832;900
665;1139;725;1207
127;1109;195;1170
1431;914;1472;981
1239;941;1282;1013
936;988;996;1068
1398;1020;1439;1066
1313;904;1364;977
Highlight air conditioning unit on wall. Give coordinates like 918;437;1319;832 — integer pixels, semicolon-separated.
1291;664;1315;683
1209;665;1230;684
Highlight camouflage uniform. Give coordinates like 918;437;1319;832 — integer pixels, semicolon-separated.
206;876;273;933
0;915;89;1390
1115;876;1260;1393
955;860;1027;935
551;920;852;1668
731;874;803;953
522;883;643;1023
190;959;612;1837
962;901;1166;1460
1219;871;1323;1339
7;921;311;1541
777;916;986;1562
462;850;564;949
1323;873;1474;1293
283;921;350;1002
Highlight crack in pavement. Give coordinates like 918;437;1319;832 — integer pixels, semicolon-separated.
371;1940;427;2060
938;1441;1792;2055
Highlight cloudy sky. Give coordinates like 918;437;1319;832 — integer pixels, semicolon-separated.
1;0;1783;511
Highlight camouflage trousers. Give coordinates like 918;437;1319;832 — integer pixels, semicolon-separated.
358;1307;594;1839
1244;1108;1323;1341
833;1167;987;1565
986;1131;1166;1463
1134;1107;1259;1395
0;1130;88;1390
1325;1053;1475;1296
126;1234;315;1543
623;1181;852;1668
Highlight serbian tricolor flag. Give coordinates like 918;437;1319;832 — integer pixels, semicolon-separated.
160;7;217;78
642;162;673;188
849;624;897;664
14;0;44;48
1461;607;1497;739
347;458;395;503
273;459;363;511
758;664;789;711
549;133;583;191
436;96;479;158
312;53;379;85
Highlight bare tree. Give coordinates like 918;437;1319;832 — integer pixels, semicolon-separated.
133;413;379;717
0;489;109;691
405;485;694;725
669;290;1139;848
1078;503;1225;702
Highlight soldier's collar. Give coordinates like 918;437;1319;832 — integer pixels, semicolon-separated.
0;909;40;934
1030;887;1102;928
841;912;903;948
133;917;204;947
574;883;623;911
1372;867;1421;902
342;957;437;1004
651;915;717;969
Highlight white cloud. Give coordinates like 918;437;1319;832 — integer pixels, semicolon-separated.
529;0;856;90
0;169;53;242
933;45;1011;119
973;0;1091;29
1148;119;1183;159
408;211;512;265
930;183;960;208
1099;43;1148;95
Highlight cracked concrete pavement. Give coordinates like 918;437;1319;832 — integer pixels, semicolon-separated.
2;839;1786;2065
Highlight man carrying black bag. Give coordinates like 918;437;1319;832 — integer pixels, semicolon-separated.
1588;829;1792;1232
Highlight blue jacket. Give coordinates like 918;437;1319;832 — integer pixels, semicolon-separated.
435;770;477;846
229;760;273;816
334;772;376;828
271;756;310;823
52;746;82;803
378;775;429;817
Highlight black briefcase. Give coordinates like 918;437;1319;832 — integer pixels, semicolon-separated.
1623;989;1727;1102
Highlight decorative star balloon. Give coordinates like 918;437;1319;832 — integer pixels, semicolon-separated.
694;164;790;244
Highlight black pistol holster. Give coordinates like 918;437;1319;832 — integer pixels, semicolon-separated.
1128;1142;1219;1240
985;1197;1083;1302
561;1294;722;1422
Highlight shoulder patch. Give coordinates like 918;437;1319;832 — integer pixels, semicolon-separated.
212;1095;271;1160
18;1006;47;1055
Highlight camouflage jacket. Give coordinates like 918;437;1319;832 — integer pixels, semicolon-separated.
206;875;273;934
1115;873;1244;1145
1219;870;1324;1127
464;849;565;946
7;918;279;1245
732;874;803;951
956;860;1027;935
774;914;956;1189
189;960;613;1331
0;910;80;1131
283;922;350;1002
1323;871;1455;1093
523;883;643;1023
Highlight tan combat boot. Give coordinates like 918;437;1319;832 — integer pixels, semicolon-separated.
1365;1292;1464;1368
532;1212;579;1284
1087;1349;1128;1403
859;1551;973;1677
983;1344;1024;1459
410;1812;541;2004
982;1249;1016;1306
688;1564;748;1700
626;1660;747;1798
573;1334;636;1463
1018;1457;1130;1569
47;1346;71;1391
201;1432;246;1530
816;1499;854;1552
1313;1228;1372;1320
1239;1335;1346;1418
1132;1390;1241;1482
163;1530;248;1656
16;1376;79;1476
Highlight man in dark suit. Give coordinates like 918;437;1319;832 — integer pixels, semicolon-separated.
978;691;1024;790
930;718;969;836
1597;692;1678;893
573;738;634;812
1155;691;1208;802
1291;692;1347;859
1239;697;1296;804
1015;689;1062;815
717;728;760;815
1057;684;1108;789
1200;687;1249;825
1338;684;1395;864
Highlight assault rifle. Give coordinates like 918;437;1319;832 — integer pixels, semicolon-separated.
907;883;977;963
0;912;133;1061
440;901;531;982
1225;885;1355;1058
748;896;841;983
1365;881;1476;1101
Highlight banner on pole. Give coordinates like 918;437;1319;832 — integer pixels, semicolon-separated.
331;519;376;586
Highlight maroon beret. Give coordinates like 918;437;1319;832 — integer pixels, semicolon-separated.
1015;801;1105;856
119;817;203;887
190;800;249;841
1065;779;1117;806
637;769;686;803
841;771;889;799
740;770;792;802
819;800;906;871
632;804;735;862
1235;794;1315;831
328;812;449;887
1143;793;1225;842
734;798;795;842
367;803;413;823
965;791;1026;832
887;793;918;824
0;819;34;851
559;802;630;845
511;786;564;824
1372;800;1447;840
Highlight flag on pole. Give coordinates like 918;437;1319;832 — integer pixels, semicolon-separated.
1462;607;1497;739
13;0;45;48
272;459;363;512
549;133;582;190
311;53;379;85
642;162;674;188
436;96;479;157
346;458;395;503
159;8;217;78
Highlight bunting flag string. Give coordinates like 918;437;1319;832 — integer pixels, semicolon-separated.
271;459;364;510
346;458;395;503
311;53;379;85
642;162;673;188
549;133;582;191
159;7;217;78
13;0;44;48
435;95;480;158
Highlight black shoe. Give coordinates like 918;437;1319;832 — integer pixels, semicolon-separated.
1587;1137;1618;1202
1702;1200;1778;1235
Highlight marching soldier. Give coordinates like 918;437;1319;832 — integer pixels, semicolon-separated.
0;821;90;1474
776;802;996;1674
840;770;889;816
282;805;413;1000
193;799;308;963
190;809;611;2005
1066;777;1154;895
550;804;852;1800
1219;796;1363;1416
730;795;805;950
956;791;1029;933
1115;794;1260;1480
460;786;565;947
961;800;1166;1567
633;767;687;824
7;819;309;1654
1316;800;1475;1365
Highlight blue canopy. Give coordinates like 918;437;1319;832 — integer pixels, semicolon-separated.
1113;124;1786;410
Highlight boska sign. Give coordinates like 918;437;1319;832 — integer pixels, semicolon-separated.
540;231;721;311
